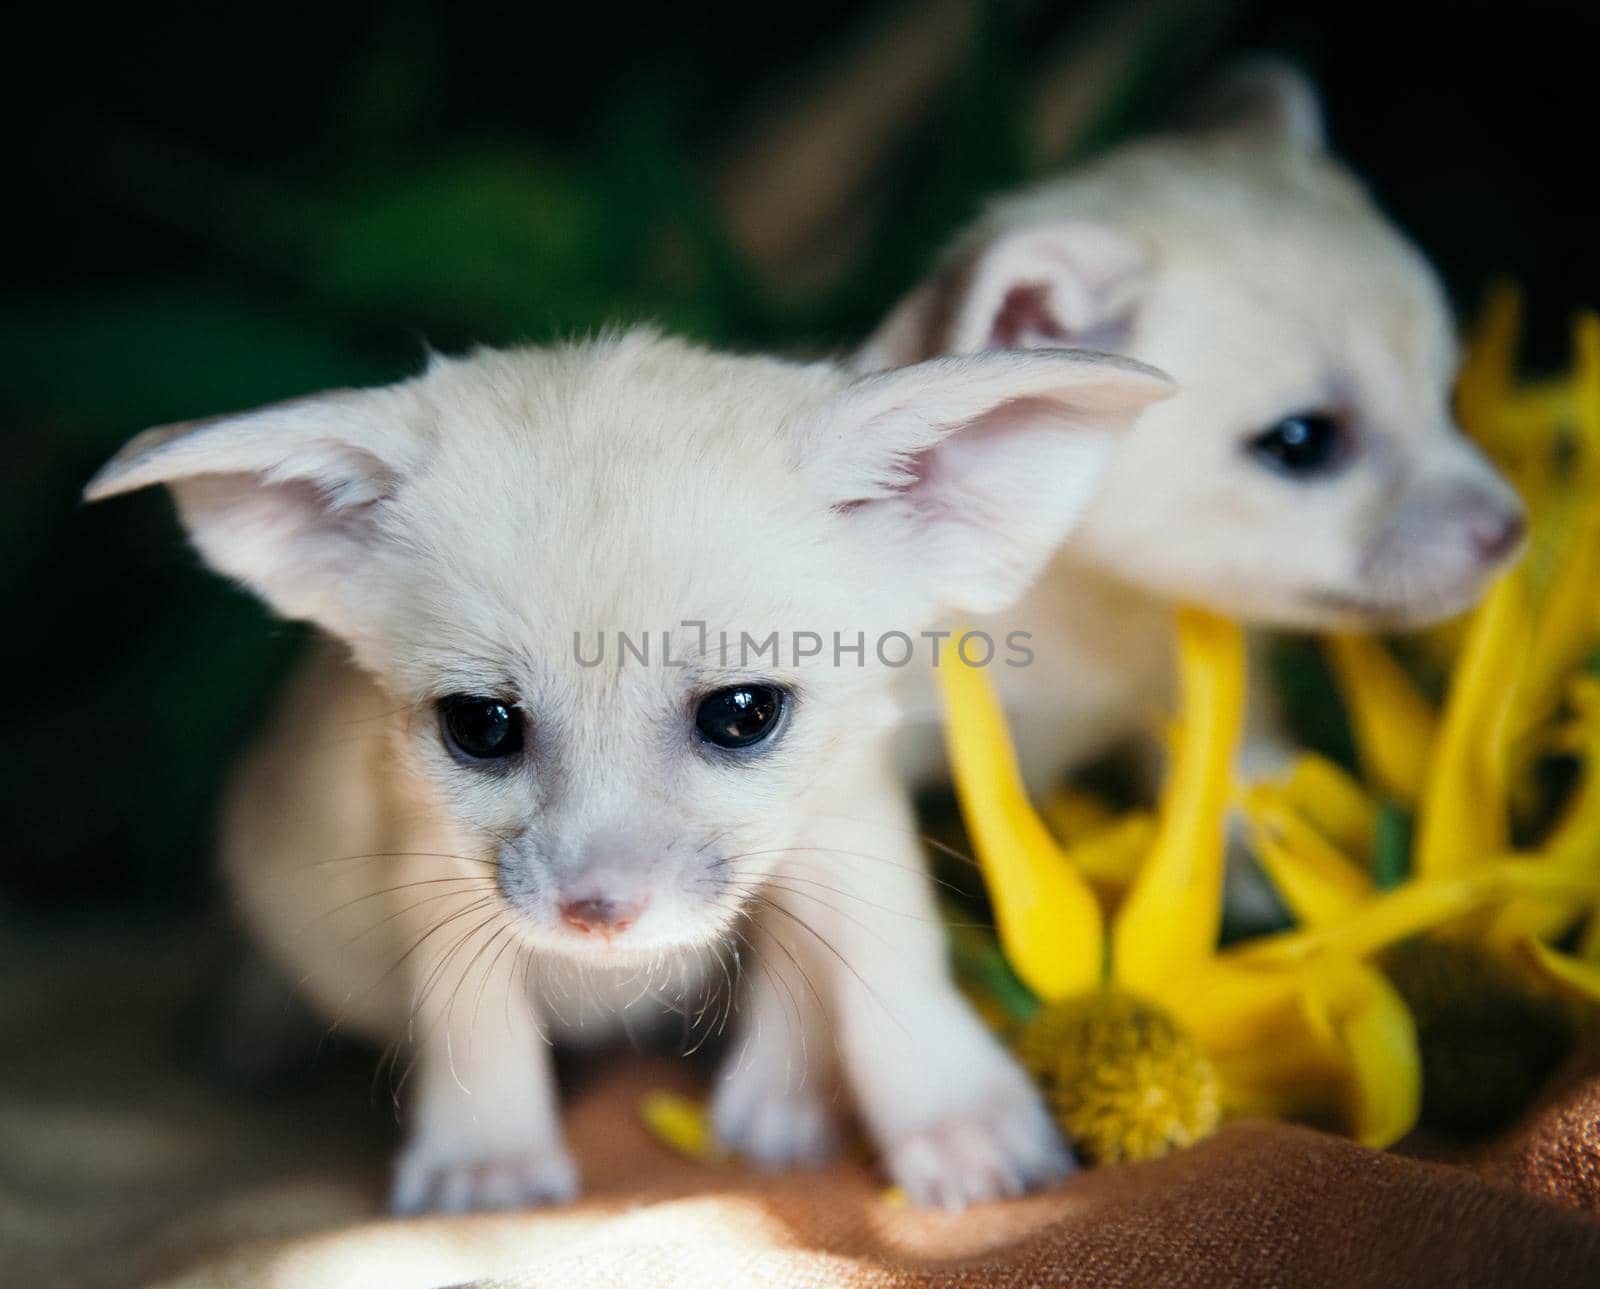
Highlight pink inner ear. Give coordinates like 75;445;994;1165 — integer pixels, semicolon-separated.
988;283;1068;350
910;396;1073;523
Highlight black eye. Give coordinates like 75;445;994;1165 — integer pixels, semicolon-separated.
695;685;787;751
439;694;525;762
1249;413;1346;476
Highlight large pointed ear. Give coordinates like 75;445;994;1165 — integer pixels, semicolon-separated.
801;349;1174;614
83;383;429;636
1185;58;1325;152
855;222;1151;372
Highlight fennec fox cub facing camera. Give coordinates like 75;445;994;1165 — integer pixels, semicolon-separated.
86;332;1172;1212
861;63;1526;791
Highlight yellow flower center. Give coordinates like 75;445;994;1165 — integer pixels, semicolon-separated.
1384;938;1574;1133
1014;990;1222;1165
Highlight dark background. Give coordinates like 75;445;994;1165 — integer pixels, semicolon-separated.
3;0;1595;912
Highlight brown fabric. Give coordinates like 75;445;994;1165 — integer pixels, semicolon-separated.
7;921;1600;1289
1476;1026;1600;1212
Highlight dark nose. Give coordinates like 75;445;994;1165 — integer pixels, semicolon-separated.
1468;506;1527;565
560;897;642;939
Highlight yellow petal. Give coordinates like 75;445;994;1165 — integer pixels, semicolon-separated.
1413;569;1530;879
1212;988;1348;1120
1496;853;1600;899
1324;635;1437;806
938;639;1103;1000
1577;311;1600;455
1239;782;1375;928
1041;784;1117;844
1229;871;1496;967
1454;284;1559;532
1581;910;1600;962
1518;936;1600;1004
1112;610;1245;994
1237;852;1598;969
1516;314;1600;737
1411;615;1470;675
1456;280;1521;452
1486;688;1600;950
1066;813;1159;904
1298;957;1421;1147
1541;679;1600;876
640;1092;726;1163
1203;959;1421;1147
1281;753;1378;864
1488;775;1600;944
1499;382;1579;446
1217;1045;1341;1122
1485;894;1586;958
1160;958;1305;1055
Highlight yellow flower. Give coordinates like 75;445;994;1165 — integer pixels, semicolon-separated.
1412;568;1530;879
1242;306;1600;1127
940;292;1600;1160
939;610;1427;1153
1237;749;1600;1130
1015;990;1220;1165
1404;312;1599;954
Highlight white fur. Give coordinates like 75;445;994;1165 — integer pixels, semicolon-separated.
86;330;1169;1212
859;64;1526;792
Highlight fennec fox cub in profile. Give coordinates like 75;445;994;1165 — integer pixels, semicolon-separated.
861;64;1525;794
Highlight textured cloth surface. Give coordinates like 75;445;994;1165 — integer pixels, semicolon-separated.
7;921;1600;1288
